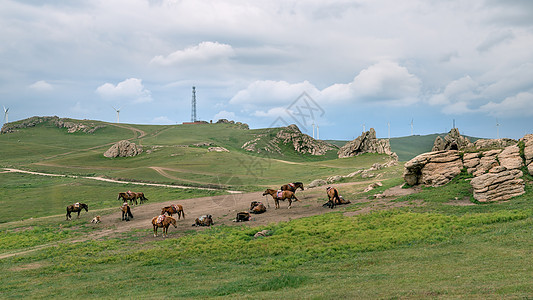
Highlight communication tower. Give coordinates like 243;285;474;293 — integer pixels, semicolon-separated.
191;86;197;122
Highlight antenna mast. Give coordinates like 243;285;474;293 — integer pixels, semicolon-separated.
496;119;500;139
191;86;197;122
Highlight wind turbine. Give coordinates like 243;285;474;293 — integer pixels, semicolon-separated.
410;119;414;136
387;121;390;139
112;106;121;123
312;121;316;139
316;124;320;140
362;123;366;133
3;106;8;124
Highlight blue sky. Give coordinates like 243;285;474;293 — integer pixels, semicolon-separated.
1;0;532;140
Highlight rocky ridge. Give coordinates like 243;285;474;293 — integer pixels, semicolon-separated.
241;124;337;156
1;116;106;134
431;128;474;151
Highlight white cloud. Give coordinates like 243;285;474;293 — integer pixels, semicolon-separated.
152;116;175;124
29;80;53;91
253;106;291;118
95;78;153;103
213;110;236;121
229;80;320;107
151;41;235;66
479;92;533;117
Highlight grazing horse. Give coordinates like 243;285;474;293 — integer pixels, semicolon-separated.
66;203;88;220
151;215;177;237
161;204;185;219
323;195;351;208
262;189;299;209
250;201;267;214
121;203;134;221
280;182;304;193
193;215;214;227
326;187;341;209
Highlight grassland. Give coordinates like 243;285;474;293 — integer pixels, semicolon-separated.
0;117;531;298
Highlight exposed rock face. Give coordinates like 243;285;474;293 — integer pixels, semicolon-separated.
521;134;533;175
308;179;327;188
431;128;473;151
470;166;524;202
215;119;249;129
1;116;106;134
241;124;336;156
474;138;517;150
403;150;463;187
498;145;523;170
104;140;143;158
338;128;394;158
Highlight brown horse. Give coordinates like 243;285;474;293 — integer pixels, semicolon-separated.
121;203;133;221
262;189;299;209
66;203;88;220
151;215;177;237
161;204;185;219
280;182;304;193
117;192;148;206
250;201;267;214
326;187;341;209
192;215;214;227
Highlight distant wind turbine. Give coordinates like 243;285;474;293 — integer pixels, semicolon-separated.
410;119;414;136
3;106;8;124
112;106;121;123
316;124;319;140
496;119;500;139
388;121;390;139
312;121;316;139
362;123;365;133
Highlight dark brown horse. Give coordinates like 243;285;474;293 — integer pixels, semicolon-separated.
326;187;341;209
117;192;148;206
151;215;177;237
250;201;266;214
262;189;299;209
280;182;304;193
161;204;185;219
66;203;88;220
121;203;133;221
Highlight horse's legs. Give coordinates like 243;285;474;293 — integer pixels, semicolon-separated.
153;226;157;237
77;211;81;219
288;199;292;209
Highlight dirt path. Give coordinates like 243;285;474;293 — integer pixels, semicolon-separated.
1;180;422;259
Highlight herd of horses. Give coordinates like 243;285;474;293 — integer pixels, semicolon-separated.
65;182;350;238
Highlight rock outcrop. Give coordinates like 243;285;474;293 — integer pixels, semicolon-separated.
338;128;395;158
431;128;473;151
308;179;327;188
470;166;524;202
208;146;229;152
404;135;529;202
104;140;143;158
241;124;337;156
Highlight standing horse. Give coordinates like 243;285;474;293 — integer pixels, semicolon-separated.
134;192;148;204
118;192;138;205
326;187;341;209
66;203;89;220
262;189;299;209
161;204;185;219
151;215;177;237
280;182;304;193
121;203;134;221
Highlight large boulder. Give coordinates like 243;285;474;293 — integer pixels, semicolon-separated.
474;138;517;150
470;166;524;202
308;179;327;188
338;128;394;158
104;140;143;158
498;145;523;170
431;128;473;151
403;150;463;187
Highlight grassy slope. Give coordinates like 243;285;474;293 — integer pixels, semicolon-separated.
0;118;531;298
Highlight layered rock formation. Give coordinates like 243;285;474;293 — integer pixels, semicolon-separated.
474;138;516;150
431;128;473;151
241;124;337;156
104;140;143;158
404;136;528;202
338;128;395;158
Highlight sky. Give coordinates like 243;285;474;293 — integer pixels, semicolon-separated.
1;0;532;141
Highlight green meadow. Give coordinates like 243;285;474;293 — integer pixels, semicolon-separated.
0;118;531;298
